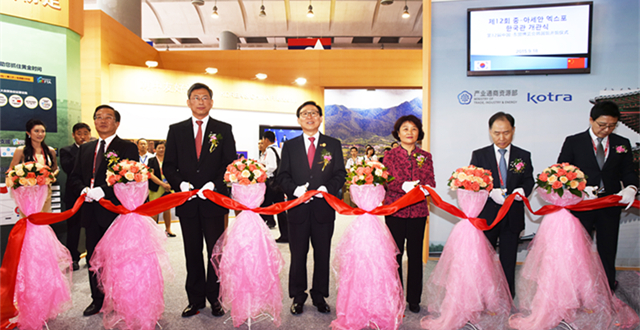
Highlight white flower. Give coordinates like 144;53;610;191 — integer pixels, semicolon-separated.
374;168;382;176
125;172;135;181
15;167;25;177
229;174;237;182
457;172;468;181
24;163;34;171
252;169;263;178
35;163;44;170
242;170;251;178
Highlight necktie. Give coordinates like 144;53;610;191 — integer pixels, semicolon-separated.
308;137;316;169
596;137;605;189
499;148;507;189
195;120;203;160
93;139;106;180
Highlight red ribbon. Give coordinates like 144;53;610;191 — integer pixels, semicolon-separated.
0;186;7;194
98;190;198;216
0;194;86;329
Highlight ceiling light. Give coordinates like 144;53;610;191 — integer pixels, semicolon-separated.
380;0;394;5
295;78;307;85
402;5;410;18
307;4;314;18
256;73;267;80
145;60;158;68
259;0;266;17
212;5;218;18
206;67;218;74
191;0;204;5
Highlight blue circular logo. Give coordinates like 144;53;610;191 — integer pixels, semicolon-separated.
458;91;472;105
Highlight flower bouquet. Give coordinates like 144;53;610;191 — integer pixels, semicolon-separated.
331;161;404;330
90;158;172;330
213;158;284;327
5;162;71;330
422;166;512;330
509;164;638;330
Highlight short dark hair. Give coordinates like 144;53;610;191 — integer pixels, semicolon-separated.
137;138;147;145
296;101;323;118
366;146;376;156
94;104;121;122
155;140;165;147
488;112;514;128
590;101;620;120
72;122;91;133
350;146;358;152
390;141;398;147
392;115;424;141
262;131;276;143
188;83;213;99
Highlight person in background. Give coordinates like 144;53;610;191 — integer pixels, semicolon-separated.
557;101;638;292
383;114;435;314
59;122;91;271
378;147;392;163
137;138;153;166
364;146;378;161
148;140;156;156
148;141;176;237
10;118;60;213
470;112;534;298
345;146;361;169
391;141;399;149
259;131;289;242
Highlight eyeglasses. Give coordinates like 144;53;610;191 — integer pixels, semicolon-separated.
190;96;211;102
299;111;320;118
595;121;618;129
94;116;115;121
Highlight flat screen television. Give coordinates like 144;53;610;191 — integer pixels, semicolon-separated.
467;1;593;76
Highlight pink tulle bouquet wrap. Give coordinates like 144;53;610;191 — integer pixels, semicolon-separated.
212;158;283;327
12;183;72;330
509;179;639;329
90;178;172;330
422;166;512;330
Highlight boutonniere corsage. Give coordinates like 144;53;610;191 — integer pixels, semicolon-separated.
615;145;628;153
320;149;332;171
208;133;222;152
510;158;526;173
413;153;426;168
105;151;120;167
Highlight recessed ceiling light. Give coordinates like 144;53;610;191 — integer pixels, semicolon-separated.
256;73;267;80
145;60;158;68
295;77;307;85
206;67;218;74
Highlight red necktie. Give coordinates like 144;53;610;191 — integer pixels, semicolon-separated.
308;137;316;169
195;120;203;159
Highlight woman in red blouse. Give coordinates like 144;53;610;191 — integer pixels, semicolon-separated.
382;115;435;314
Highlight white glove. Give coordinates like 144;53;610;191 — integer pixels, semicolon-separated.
512;187;525;201
617;186;637;210
583;186;598;200
82;187;92;202
490;188;506;205
402;180;420;193
420;184;431;196
197;181;215;200
315;185;328;198
86;187;105;201
180;181;194;192
293;183;308;198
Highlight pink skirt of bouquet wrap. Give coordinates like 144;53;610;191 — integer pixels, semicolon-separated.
13;184;72;330
212;183;284;327
330;184;405;330
421;189;512;330
509;188;639;330
90;181;172;330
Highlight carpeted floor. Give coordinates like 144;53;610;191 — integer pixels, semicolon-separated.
44;213;640;330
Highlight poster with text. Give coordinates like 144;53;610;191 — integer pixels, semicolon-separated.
0;70;57;132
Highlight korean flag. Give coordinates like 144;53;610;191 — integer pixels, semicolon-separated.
474;60;491;70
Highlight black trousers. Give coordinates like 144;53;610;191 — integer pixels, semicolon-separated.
385;215;426;304
572;206;622;291
84;204;111;305
483;216;519;298
260;185;289;239
179;213;226;306
65;210;82;262
288;217;334;304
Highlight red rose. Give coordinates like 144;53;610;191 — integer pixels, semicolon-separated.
552;181;562;189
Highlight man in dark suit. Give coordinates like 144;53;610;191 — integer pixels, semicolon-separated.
558;101;638;292
69;105;138;316
470;112;534;297
276;101;346;315
59;122;91;271
163;82;237;318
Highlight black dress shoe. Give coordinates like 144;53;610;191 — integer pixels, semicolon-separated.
72;261;80;271
290;302;304;315
275;237;289;243
408;303;420;313
211;302;225;317
83;302;102;316
182;304;205;317
313;300;331;314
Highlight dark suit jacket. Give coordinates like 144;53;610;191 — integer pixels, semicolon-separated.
558;130;638;195
276;133;346;224
163;117;237;218
470;144;534;233
69;136;139;227
60;144;79;207
148;156;161;192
